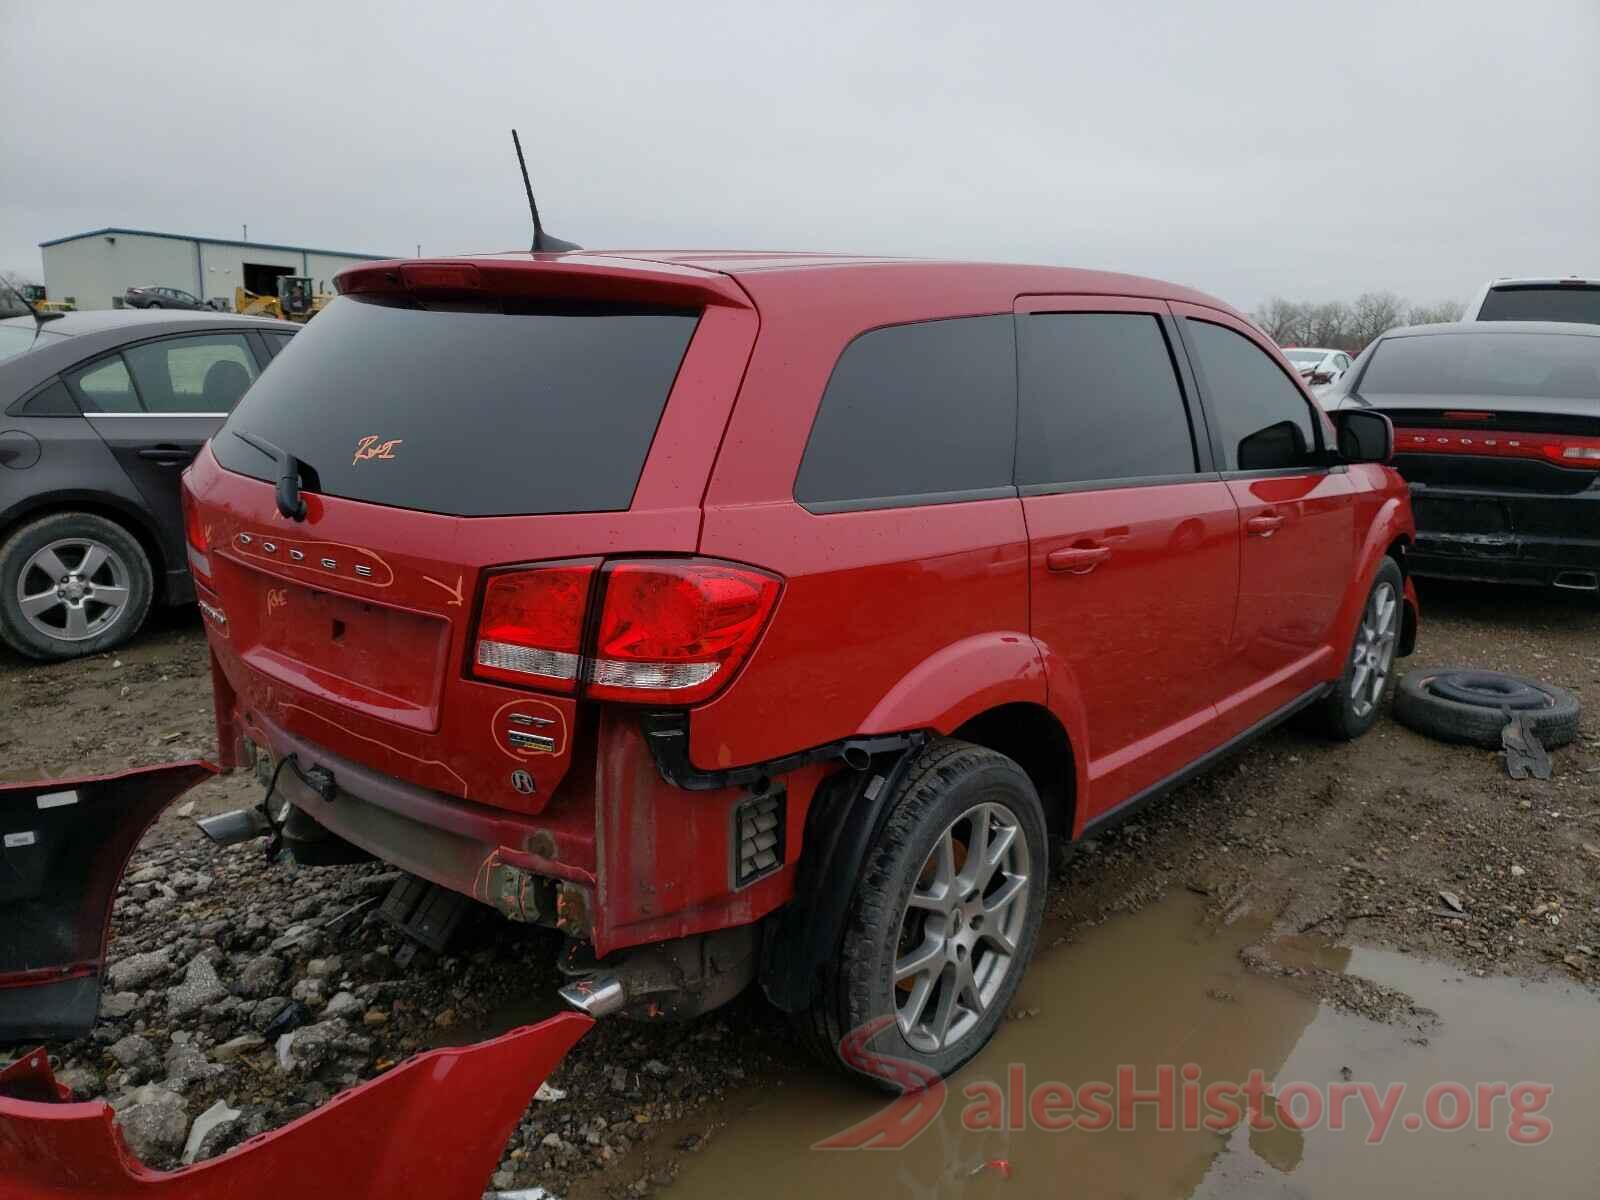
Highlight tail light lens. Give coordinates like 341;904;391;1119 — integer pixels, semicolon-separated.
1552;440;1600;467
181;487;210;581
473;562;597;691
588;561;781;704
471;558;781;704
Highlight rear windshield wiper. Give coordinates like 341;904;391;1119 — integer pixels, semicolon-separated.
231;431;309;520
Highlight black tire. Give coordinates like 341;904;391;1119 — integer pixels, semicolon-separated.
796;739;1048;1090
1394;669;1581;749
1315;556;1405;740
0;512;154;661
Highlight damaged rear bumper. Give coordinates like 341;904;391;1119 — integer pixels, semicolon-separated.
1408;483;1600;590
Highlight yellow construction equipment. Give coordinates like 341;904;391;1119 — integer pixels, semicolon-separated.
232;276;331;323
19;284;75;313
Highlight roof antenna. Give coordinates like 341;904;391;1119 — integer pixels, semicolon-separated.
512;129;579;253
0;276;63;329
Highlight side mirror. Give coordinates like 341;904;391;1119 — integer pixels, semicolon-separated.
1237;419;1309;471
1333;409;1393;463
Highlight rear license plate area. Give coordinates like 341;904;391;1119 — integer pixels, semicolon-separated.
1412;495;1512;536
242;582;450;731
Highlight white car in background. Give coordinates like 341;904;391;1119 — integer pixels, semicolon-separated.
1281;346;1351;393
1465;277;1600;324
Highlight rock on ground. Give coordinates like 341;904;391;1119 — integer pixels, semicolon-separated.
107;947;172;992
167;955;227;1017
112;1085;189;1166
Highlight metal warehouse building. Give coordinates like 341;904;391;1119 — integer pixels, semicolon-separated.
39;228;392;311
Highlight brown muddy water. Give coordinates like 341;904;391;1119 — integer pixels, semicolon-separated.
653;894;1600;1199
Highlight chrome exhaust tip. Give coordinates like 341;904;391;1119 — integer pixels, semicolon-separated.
557;975;627;1018
196;807;272;847
1552;571;1598;592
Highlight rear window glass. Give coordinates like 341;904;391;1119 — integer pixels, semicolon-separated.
1477;285;1600;325
124;333;258;413
794;316;1016;509
67;355;140;413
1360;332;1600;400
0;326;64;363
213;296;700;516
1017;313;1197;487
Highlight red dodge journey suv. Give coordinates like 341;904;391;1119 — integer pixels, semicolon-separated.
182;252;1418;1083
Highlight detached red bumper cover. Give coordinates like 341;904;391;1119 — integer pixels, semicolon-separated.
0;763;216;1041
0;761;593;1196
0;1014;592;1198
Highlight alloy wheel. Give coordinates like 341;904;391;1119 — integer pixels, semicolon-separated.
893;801;1031;1054
1349;580;1398;718
16;538;132;642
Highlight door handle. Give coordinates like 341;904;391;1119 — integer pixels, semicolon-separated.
1246;514;1284;538
138;447;195;466
1047;546;1112;573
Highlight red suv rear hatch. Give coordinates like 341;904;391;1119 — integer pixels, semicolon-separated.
184;256;757;813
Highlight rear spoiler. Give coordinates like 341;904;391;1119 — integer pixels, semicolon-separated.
335;255;753;311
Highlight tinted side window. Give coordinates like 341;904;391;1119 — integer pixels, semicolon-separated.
124;333;259;413
1186;320;1318;472
263;332;296;359
1017;313;1196;487
66;355;140;413
794;316;1016;509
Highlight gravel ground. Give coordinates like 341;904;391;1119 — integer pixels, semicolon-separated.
2;580;1597;1196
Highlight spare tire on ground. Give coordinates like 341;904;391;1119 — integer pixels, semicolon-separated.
1393;669;1582;749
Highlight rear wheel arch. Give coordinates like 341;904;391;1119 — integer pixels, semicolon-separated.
952;702;1076;842
1332;497;1413;662
857;632;1048;738
0;495;170;603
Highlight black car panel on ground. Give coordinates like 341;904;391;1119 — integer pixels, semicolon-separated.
0;311;297;659
1328;321;1600;593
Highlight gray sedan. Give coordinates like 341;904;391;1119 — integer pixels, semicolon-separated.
0;309;297;659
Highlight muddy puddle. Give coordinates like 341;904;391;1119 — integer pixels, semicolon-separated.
647;894;1600;1199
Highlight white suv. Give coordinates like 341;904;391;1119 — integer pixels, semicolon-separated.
1465;277;1600;324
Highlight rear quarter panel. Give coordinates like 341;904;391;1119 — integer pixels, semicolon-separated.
693;270;1042;770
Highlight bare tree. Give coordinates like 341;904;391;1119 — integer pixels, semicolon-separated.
1307;301;1352;349
0;269;36;316
1252;297;1306;344
1251;289;1467;352
1404;299;1465;326
1348;291;1407;348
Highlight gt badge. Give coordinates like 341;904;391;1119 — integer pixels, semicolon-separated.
353;435;403;465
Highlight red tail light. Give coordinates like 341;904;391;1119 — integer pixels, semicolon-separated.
588;561;781;704
1398;428;1600;469
181;487;211;581
1551;439;1600;466
473;562;597;691
471;558;781;704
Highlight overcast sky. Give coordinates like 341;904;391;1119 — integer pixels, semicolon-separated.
3;1;1596;311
